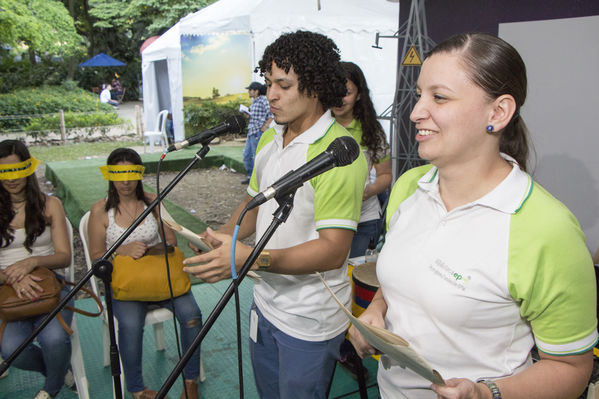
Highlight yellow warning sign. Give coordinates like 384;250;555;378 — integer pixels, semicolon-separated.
401;46;422;66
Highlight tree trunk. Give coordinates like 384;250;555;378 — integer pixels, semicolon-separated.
82;0;95;51
66;56;77;80
28;48;36;64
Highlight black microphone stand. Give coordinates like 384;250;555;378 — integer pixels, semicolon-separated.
0;145;212;399
156;192;297;398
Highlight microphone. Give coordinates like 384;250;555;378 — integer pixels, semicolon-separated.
246;136;360;210
167;114;245;152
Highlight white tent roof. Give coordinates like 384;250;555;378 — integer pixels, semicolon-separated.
142;0;399;142
142;22;180;62
179;0;399;35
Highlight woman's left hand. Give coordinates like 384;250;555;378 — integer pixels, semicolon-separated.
4;258;37;285
431;378;488;399
11;273;44;301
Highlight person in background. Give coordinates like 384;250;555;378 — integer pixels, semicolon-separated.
0;140;75;399
349;32;597;399
241;81;273;185
183;31;367;399
100;84;119;107
332;61;392;258
111;73;123;100
165;112;175;144
87;148;203;399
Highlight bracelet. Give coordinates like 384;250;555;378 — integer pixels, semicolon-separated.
478;379;502;399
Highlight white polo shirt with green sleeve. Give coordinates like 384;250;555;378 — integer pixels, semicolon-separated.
247;112;367;341
376;157;598;398
344;119;390;223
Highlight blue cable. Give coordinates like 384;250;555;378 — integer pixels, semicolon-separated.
230;224;240;280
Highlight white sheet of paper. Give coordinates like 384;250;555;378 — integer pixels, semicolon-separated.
317;273;445;385
159;204;212;253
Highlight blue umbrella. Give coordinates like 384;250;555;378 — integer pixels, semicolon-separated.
79;52;126;67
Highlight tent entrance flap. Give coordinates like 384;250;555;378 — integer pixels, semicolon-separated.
154;60;172;118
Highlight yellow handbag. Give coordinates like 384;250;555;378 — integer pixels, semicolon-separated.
111;246;191;301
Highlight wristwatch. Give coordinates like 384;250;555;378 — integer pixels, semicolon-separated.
255;251;271;270
478;379;501;399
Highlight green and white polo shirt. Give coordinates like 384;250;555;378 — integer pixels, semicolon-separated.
247;112;367;341
344;119;390;223
377;158;598;397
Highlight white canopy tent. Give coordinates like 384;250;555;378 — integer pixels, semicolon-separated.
141;0;399;141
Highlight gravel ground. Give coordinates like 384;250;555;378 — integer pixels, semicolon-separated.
36;165;251;298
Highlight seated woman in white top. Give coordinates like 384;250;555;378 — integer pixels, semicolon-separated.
0;139;74;399
88;148;203;399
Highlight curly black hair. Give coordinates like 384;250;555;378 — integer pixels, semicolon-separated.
257;30;347;111
0;140;47;252
340;61;389;163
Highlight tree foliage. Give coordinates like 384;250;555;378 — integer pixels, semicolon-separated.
89;0;215;41
0;0;218;100
0;0;83;57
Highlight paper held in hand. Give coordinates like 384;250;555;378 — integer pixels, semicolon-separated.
317;273;445;386
239;104;250;115
159;204;262;280
159;204;213;253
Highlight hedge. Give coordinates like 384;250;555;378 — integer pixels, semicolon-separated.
0;86;114;131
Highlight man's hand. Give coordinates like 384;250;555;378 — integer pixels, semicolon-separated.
187;227;222;255
183;228;252;283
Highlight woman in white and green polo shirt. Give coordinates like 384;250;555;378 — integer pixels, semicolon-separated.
349;33;597;399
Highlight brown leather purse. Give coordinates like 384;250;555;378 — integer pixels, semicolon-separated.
0;266;102;344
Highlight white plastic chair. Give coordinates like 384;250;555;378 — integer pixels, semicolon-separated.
78;211;204;397
143;110;169;153
65;219;90;399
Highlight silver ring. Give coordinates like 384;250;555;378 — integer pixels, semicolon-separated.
20;289;25;294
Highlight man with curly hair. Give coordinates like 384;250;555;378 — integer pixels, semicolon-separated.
184;30;367;398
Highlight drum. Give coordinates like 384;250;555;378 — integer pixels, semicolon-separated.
351;262;379;317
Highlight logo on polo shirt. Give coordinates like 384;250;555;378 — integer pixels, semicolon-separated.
429;258;471;291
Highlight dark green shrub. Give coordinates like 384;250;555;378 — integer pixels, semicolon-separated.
61;80;79;91
0;86;114;131
0;57;68;93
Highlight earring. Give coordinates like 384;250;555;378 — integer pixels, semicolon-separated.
486;125;494;133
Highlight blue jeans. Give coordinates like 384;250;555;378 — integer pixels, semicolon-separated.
1;283;74;395
243;134;261;178
349;219;382;258
112;291;202;393
249;304;345;399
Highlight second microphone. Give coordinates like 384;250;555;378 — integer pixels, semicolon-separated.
167;114;246;152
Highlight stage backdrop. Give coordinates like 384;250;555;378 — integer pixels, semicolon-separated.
181;33;252;103
499;15;599;254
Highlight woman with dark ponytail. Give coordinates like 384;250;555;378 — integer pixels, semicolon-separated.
349;33;596;399
332;61;391;257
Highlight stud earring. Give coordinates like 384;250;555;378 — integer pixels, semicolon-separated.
486;125;494;133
